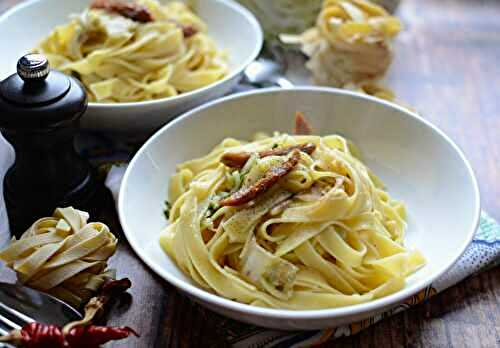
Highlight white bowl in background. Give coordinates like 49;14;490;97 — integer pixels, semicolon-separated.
0;0;263;133
119;88;480;329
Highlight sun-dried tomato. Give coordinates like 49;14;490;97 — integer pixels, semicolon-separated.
220;149;301;206
221;143;315;169
294;111;313;135
90;0;154;23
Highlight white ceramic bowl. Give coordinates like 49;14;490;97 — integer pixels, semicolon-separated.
119;88;480;330
0;0;262;133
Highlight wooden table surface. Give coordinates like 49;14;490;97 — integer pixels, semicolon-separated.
1;0;499;347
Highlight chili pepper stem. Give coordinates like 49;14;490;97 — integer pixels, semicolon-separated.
62;302;100;335
63;278;131;335
0;329;22;344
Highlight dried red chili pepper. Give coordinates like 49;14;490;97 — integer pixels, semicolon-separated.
19;323;65;348
13;322;138;348
0;278;137;347
100;277;131;297
66;325;139;348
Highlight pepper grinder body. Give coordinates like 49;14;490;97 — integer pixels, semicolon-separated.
0;55;103;236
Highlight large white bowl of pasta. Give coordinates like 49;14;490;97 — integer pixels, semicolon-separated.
0;0;262;132
119;88;480;329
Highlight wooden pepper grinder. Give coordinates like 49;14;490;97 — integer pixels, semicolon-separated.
0;54;102;236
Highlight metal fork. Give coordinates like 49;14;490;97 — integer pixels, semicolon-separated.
0;301;34;334
0;282;81;337
0;298;35;347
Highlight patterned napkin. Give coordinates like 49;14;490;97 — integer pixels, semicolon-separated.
0;97;499;348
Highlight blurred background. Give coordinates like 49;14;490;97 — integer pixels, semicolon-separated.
236;0;399;40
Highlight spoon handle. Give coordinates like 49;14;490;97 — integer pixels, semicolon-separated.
272;76;294;89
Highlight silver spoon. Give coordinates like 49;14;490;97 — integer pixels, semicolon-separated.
0;282;81;330
243;58;294;88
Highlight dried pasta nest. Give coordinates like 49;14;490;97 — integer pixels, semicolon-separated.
0;207;117;307
281;0;401;101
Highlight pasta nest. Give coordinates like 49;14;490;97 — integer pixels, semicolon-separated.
282;0;401;101
0;207;117;307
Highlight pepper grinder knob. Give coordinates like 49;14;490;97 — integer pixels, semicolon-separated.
17;54;50;82
0;54;103;236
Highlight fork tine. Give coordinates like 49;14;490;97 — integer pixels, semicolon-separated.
0;303;34;325
0;313;20;331
0;324;9;336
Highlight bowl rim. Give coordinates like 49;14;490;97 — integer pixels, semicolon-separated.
0;0;263;109
119;87;481;320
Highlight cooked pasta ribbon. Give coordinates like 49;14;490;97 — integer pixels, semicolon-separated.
0;207;117;307
160;129;425;310
35;0;228;103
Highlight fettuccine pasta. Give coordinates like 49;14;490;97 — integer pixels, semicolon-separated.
0;207;117;307
35;0;228;103
160;114;425;310
281;0;401;101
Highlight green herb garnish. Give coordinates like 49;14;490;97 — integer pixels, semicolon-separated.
204;191;230;219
